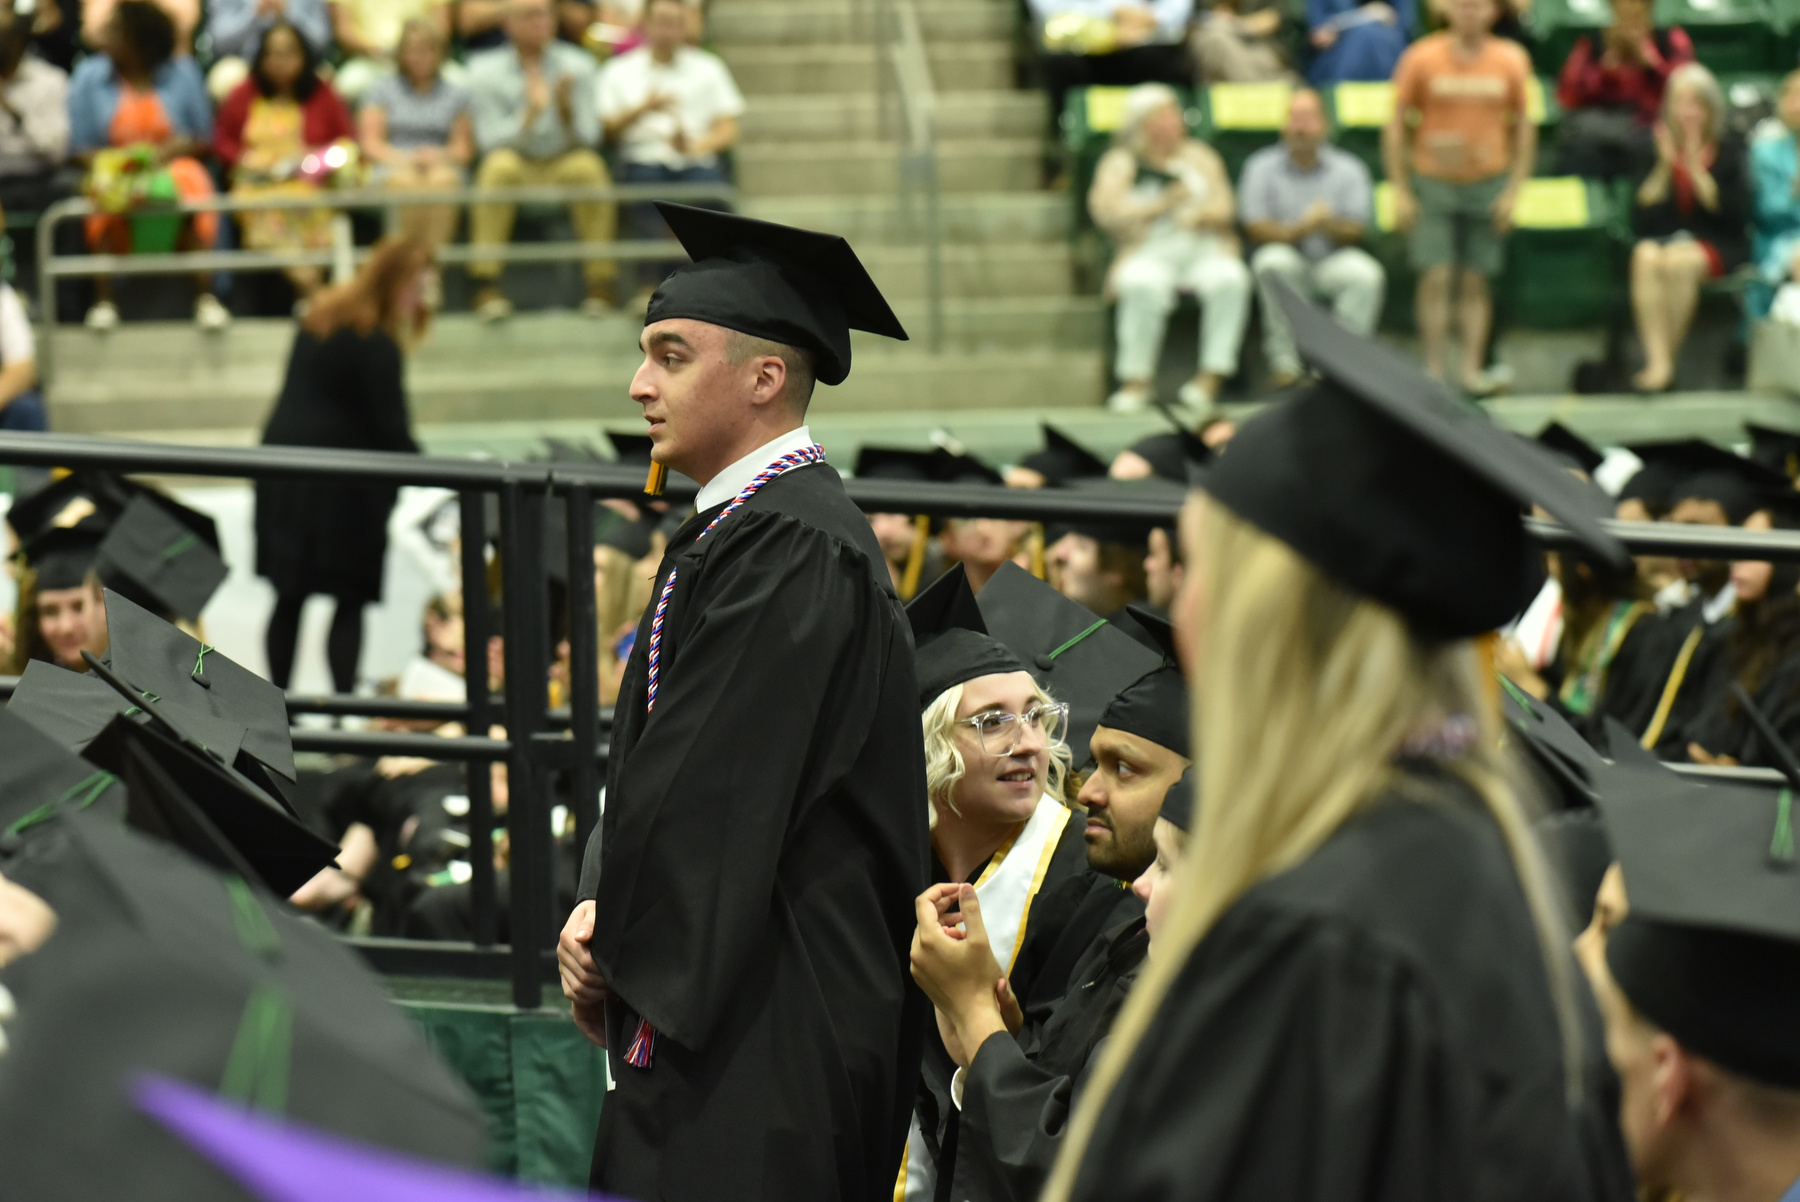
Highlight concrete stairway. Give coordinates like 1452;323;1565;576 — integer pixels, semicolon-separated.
42;0;1105;441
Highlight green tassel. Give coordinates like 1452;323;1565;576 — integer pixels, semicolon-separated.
2;770;119;837
1773;789;1795;864
223;875;282;963
1046;619;1107;662
219;983;293;1114
159;532;199;562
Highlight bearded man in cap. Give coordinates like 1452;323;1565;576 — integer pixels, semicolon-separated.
555;203;930;1202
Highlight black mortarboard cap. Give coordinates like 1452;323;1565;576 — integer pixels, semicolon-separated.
907;564;1024;710
1536;422;1605;477
1127;431;1211;484
21;522;105;591
1624;439;1781;525
79;652;334;895
1019;425;1109;486
976;561;1161;759
5;470;124;545
94;495;229;622
0;812;487;1196
101;589;296;784
855;446;941;484
0;704;127;838
1097;604;1188;759
645;203;907;387
6;657;138;752
1500;675;1605;810
1159;765;1194;831
1045;476;1179;550
1746;423;1800;483
1594;733;1800;1089
1199;285;1626;640
606;431;654;464
936;448;1004;488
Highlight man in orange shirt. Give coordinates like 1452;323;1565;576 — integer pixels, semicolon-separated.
1382;0;1534;395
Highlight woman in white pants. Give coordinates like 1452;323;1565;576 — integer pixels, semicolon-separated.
1089;84;1251;415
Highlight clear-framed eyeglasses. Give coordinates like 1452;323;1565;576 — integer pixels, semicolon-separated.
956;702;1070;757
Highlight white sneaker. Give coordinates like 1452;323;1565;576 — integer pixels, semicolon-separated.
1175;379;1218;423
474;292;513;323
84;300;119;332
195;293;230;332
1105;386;1152;413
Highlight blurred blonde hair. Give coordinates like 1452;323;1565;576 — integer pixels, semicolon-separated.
1043;498;1581;1200
921;679;1074;827
1663;61;1726;145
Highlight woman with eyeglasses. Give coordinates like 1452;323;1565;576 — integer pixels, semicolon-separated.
896;563;1103;1202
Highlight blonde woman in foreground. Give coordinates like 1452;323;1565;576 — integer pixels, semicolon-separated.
1044;285;1636;1202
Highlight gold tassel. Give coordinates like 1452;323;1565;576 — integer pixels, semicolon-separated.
644;462;668;497
899;515;928;601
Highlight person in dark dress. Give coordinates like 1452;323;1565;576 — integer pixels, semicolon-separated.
554;204;929;1202
255;235;431;695
1042;284;1635;1202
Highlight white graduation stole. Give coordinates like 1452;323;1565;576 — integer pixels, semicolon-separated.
899;796;1072;1202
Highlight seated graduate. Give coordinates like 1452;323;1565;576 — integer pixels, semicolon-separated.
1581;732;1800;1202
1679;496;1800;769
900;562;1156;1202
1042;284;1634;1202
909;638;1192;1202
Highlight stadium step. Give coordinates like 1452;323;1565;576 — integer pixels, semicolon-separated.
715;43;1014;95
707;0;1015;45
738;91;1046;144
734;137;1041;197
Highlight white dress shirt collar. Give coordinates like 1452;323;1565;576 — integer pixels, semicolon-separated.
694;425;816;512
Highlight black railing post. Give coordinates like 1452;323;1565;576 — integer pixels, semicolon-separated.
459;488;499;949
565;482;601;853
499;480;552;1009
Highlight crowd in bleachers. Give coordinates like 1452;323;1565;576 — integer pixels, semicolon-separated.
1046;0;1800;398
0;0;737;353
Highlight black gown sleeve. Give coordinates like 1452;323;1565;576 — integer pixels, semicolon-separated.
957;1030;1096;1202
354;331;418;454
1068;901;1481;1202
590;513;900;1052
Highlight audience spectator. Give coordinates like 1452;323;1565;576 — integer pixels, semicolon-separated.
466;0;615;321
1030;0;1195;152
203;0;330;101
0;205;42;430
81;0;196;53
257;235;431;695
1306;0;1412;83
68;0;223;331
1089;82;1249;413
596;0;741;302
358;15;471;271
328;0;450;102
1630;62;1747;393
214;20;355;304
1553;0;1691;180
31;0;80;71
457;0;598;54
1191;0;1291;82
1240;88;1383;386
1384;0;1533;394
1750;70;1800;322
0;2;69;219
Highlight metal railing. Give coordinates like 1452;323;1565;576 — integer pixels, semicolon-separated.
7;429;1800;1004
33;179;736;380
872;0;944;352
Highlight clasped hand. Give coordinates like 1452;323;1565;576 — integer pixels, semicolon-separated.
559;899;611;1047
910;883;1022;1069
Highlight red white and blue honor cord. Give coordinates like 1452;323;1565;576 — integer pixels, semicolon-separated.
624;441;826;1069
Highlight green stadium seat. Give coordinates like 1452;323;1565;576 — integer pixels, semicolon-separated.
1773;0;1800;66
1654;0;1781;72
1203;82;1295;181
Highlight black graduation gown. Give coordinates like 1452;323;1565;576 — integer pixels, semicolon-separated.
576;462;930;1202
254;327;418;602
954;916;1149;1202
1065;769;1622;1202
912;817;1142;1202
1681;650;1800;768
1586;596;1726;754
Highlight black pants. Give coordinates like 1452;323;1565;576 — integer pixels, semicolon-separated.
1039;41;1195;153
265;591;364;694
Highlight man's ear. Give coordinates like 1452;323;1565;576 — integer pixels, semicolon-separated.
748;354;788;410
1651;1033;1693;1131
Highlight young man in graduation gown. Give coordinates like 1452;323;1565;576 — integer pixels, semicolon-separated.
555;204;931;1202
911;643;1192;1202
1584;739;1800;1202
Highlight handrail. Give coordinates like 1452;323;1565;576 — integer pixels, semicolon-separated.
878;0;944;352
33;179;736;382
